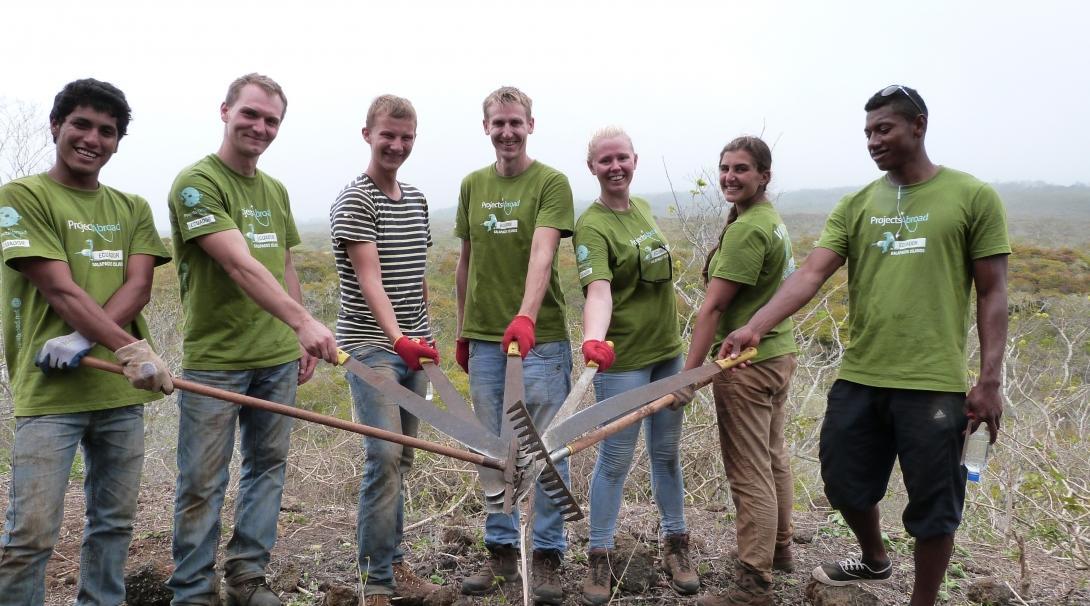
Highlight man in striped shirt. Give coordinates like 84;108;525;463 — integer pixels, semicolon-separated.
329;95;440;606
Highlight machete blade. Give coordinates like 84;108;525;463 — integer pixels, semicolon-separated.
542;358;734;452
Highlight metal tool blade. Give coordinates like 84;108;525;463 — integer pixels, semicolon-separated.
542;360;730;451
338;350;507;459
417;360;511;508
507;400;584;521
419;360;475;421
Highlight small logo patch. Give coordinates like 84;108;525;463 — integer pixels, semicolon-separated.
187;215;216;230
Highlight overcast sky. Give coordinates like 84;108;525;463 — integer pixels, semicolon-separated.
3;0;1086;230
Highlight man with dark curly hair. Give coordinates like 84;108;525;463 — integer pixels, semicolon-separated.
0;78;173;606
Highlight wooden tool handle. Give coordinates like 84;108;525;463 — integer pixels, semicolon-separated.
80;356;504;471
561;347;757;458
507;342;520;356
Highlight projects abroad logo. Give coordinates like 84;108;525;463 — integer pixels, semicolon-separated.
67;219;122;243
869;212;929;232
481;199;520;216
243;205;273;227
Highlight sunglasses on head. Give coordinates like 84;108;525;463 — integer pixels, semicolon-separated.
880;84;925;117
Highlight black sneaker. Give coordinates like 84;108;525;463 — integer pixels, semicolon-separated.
812;557;892;586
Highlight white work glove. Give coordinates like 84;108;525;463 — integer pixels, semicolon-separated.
115;339;174;394
36;331;95;372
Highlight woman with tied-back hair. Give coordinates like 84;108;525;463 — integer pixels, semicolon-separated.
684;136;799;606
574;126;698;604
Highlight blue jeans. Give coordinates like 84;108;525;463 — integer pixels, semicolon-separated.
0;405;144;606
346;347;425;596
468;339;572;552
588;355;686;549
168;361;298;605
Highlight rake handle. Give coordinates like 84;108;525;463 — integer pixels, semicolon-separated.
80;356;505;471
556;348;758;461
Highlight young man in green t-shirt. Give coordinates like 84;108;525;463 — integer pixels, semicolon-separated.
453;86;575;604
165;74;339;606
724;85;1009;606
0;78;173;606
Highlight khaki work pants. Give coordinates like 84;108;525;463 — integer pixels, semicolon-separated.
712;353;797;582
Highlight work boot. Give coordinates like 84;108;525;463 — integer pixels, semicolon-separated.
662;532;700;595
393;561;441;600
225;576;281;606
461;544;520;595
361;596;390;606
532;549;564;604
581;548;613;605
772;544;794;573
696;564;773;606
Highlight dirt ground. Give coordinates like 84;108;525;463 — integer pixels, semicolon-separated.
22;480;1089;605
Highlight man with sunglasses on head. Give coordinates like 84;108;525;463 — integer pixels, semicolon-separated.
723;84;1009;606
454;86;575;604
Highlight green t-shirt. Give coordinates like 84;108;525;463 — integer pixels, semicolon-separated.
454;161;574;342
708;202;798;364
168;154;302;370
573;198;682;371
0;174;171;416
815;167;1011;392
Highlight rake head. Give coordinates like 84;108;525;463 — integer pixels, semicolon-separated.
506;400;584;521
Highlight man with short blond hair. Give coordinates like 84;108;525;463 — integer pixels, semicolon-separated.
455;86;575;604
330;94;440;606
166;73;339;606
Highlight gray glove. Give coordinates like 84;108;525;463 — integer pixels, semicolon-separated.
669;385;695;410
115;339;174;394
36;331;95;372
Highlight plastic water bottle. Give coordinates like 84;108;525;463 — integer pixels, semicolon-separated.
962;423;991;483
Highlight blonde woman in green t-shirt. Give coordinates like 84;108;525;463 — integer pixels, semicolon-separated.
574;127;695;604
684;136;799;606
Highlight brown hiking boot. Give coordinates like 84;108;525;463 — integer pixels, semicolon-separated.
582;548;613;605
532;549;564;604
361;595;390;606
772;544;794;573
696;564;773;606
662;533;700;595
393;562;440;600
460;544;520;595
225;576;280;606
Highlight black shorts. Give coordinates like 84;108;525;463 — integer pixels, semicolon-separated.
818;379;968;539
